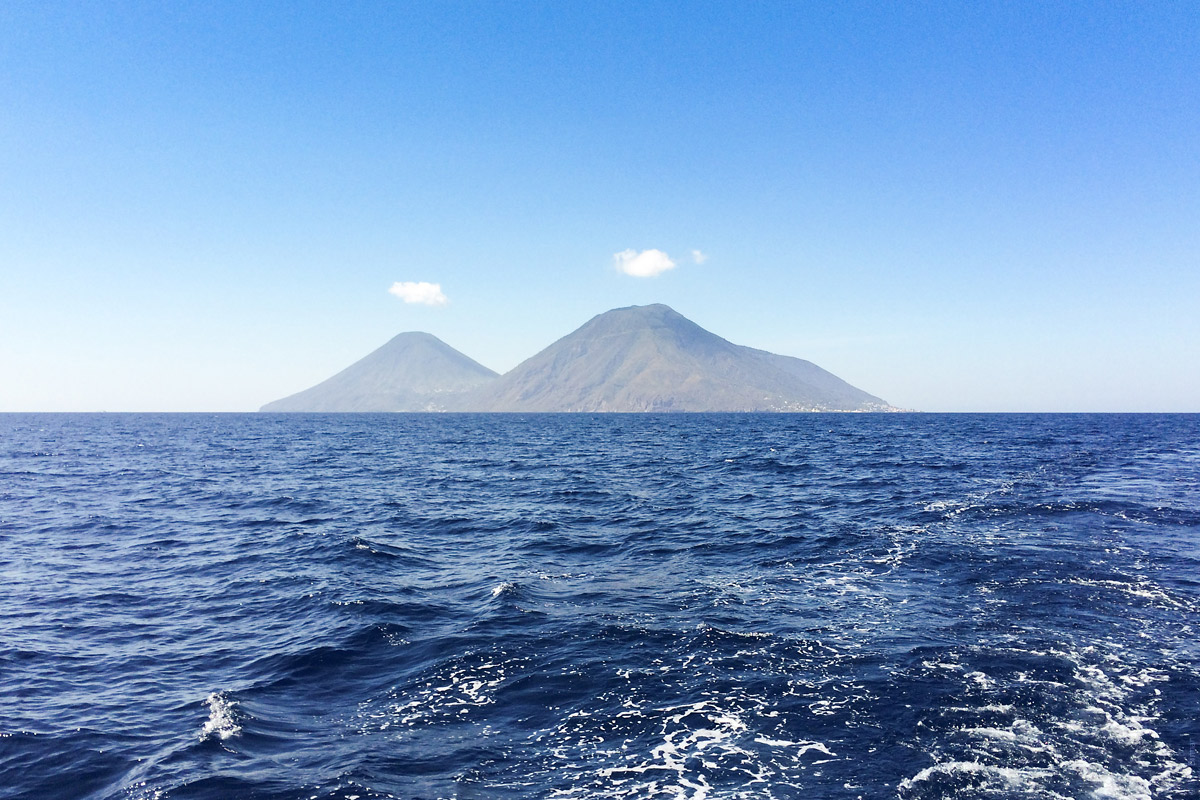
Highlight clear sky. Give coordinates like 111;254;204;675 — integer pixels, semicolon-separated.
2;1;1197;412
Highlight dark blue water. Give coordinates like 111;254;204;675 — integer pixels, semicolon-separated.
2;413;1198;800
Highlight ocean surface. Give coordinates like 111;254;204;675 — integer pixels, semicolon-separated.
2;413;1199;800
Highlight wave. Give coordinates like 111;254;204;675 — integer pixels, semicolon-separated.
199;692;241;742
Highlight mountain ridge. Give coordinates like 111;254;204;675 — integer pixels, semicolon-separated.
261;304;897;412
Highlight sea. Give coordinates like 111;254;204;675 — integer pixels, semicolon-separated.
2;413;1199;800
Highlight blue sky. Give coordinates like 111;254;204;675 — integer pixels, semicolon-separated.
2;1;1197;411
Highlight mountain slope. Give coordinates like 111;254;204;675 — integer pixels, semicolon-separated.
260;332;498;412
471;304;891;412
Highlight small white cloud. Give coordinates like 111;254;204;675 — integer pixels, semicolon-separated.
388;281;448;306
691;249;708;264
613;248;676;278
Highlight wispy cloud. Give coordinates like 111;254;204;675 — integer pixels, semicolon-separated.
691;249;708;264
388;281;448;305
613;248;677;278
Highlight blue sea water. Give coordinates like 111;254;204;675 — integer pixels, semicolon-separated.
2;413;1199;800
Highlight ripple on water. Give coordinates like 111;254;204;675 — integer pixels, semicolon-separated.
0;413;1196;800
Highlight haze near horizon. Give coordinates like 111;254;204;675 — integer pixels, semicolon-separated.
1;2;1197;412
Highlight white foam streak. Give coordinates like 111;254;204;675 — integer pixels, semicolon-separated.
367;657;511;730
899;760;1050;792
904;641;1192;800
1065;759;1152;800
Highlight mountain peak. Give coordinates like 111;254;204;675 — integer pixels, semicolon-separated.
577;303;710;338
591;303;684;322
613;302;675;314
383;330;443;345
260;332;497;412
